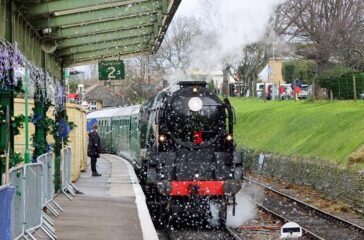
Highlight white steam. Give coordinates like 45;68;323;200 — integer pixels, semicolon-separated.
176;0;285;71
226;183;265;228
226;190;256;228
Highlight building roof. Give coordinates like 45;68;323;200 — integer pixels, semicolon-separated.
84;83;124;107
16;0;181;66
87;105;140;119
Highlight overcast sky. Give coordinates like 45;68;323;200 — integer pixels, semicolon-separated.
170;0;283;72
175;0;199;17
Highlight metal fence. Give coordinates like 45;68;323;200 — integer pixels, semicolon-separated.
9;166;25;240
37;153;53;206
4;147;79;240
60;147;79;200
24;163;43;234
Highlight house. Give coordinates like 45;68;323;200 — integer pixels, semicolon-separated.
259;59;285;84
84;83;125;109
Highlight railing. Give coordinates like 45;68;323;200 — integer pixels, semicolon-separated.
60;146;79;200
37;153;63;217
23;163;43;235
0;184;15;240
9;166;25;240
2;147;80;240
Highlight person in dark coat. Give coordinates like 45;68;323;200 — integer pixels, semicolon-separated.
88;124;101;176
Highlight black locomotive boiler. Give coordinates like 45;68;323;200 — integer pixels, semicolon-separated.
88;81;243;223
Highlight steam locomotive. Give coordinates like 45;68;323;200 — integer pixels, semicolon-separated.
87;81;243;223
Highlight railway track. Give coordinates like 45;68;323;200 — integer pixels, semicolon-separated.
163;226;243;240
158;223;243;240
244;177;364;240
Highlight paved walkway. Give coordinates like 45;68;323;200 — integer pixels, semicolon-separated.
52;154;157;240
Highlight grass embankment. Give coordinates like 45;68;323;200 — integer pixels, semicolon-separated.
230;98;364;169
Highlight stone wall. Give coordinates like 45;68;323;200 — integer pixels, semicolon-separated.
242;148;364;209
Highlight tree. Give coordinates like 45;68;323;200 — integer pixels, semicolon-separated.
208;80;216;92
157;16;201;73
123;55;165;103
230;42;269;97
282;60;316;84
276;0;364;72
69;82;78;93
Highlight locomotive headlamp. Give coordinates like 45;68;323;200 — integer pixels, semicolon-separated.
188;97;203;112
192;87;198;93
226;134;233;141
159;134;166;142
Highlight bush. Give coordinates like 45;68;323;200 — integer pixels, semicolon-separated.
318;67;364;99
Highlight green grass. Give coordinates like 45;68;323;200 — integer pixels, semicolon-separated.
230;98;364;169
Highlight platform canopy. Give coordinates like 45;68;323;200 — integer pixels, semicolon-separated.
16;0;181;66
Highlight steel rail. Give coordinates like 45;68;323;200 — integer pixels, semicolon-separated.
225;225;244;240
244;177;364;233
253;199;323;239
164;222;244;240
244;176;364;240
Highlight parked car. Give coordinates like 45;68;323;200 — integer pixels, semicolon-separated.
360;90;364;100
256;83;265;98
298;84;309;99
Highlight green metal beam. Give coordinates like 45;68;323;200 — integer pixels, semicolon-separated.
0;1;6;38
149;12;164;48
51;14;156;39
57;36;150;56
57;26;153;48
151;0;180;53
23;0;146;16
31;1;162;29
66;50;149;67
63;43;148;62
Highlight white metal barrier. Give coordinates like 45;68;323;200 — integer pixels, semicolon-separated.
37;153;63;217
23;163;43;236
6;148;79;240
9;166;25;240
60;147;79;200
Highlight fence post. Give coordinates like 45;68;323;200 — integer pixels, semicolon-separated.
353;75;357;101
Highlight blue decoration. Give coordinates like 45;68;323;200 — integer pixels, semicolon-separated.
31;114;42;124
57;118;70;140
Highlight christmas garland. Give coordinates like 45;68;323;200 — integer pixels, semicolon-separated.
0;41;25;168
0;40;76;168
0;41;22;90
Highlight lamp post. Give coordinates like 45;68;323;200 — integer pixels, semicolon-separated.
24;67;30;163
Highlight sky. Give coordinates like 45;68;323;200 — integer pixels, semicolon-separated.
175;0;199;17
75;0;283;77
169;0;284;73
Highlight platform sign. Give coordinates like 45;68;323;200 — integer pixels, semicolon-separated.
98;60;125;80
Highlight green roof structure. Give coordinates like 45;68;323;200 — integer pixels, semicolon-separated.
16;0;181;66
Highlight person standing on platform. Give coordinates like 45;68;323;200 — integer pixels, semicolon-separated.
88;124;102;176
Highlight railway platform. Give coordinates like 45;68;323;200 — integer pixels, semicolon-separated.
51;154;157;240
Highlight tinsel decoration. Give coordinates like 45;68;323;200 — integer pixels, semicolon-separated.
0;41;22;90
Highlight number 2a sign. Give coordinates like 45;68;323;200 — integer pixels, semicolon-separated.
98;60;125;80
